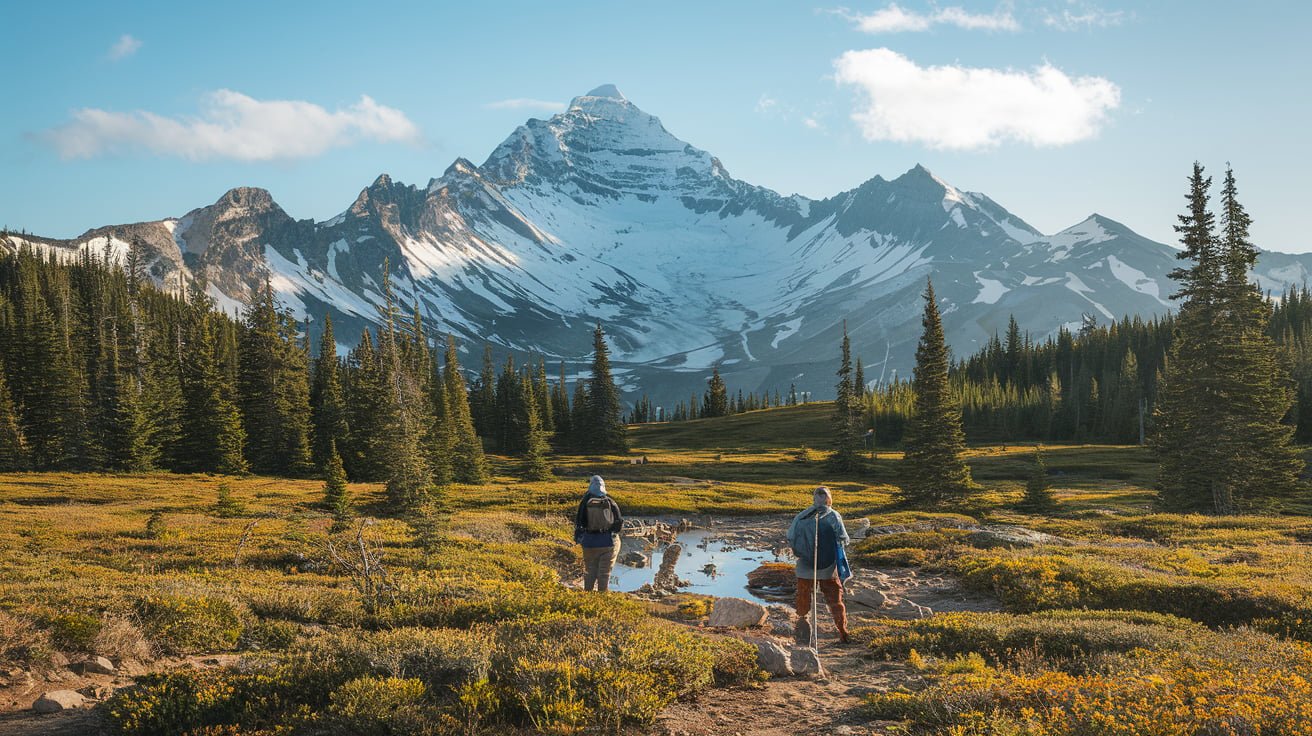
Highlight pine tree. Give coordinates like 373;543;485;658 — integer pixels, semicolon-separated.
496;356;528;454
702;367;729;418
177;283;247;475
829;323;864;472
345;330;390;481
376;267;433;512
854;357;866;401
322;439;351;531
521;373;553;481
1154;164;1304;512
1021;445;1055;509
238;279;313;477
442;335;488;483
0;359;28;470
584;324;627;452
901;279;974;503
551;361;572;441
310;313;350;470
472;345;498;443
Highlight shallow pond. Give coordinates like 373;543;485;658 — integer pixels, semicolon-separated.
609;528;793;603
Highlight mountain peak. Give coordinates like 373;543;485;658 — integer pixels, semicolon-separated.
583;84;624;99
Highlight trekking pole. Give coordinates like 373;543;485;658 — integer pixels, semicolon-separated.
811;511;819;651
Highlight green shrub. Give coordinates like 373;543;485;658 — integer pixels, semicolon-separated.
41;610;103;652
859;609;1206;666
953;551;1312;629
276;628;491;705
135;595;245;654
103;668;284;736
491;615;716;731
709;637;766;686
327;676;435;736
239;620;303;652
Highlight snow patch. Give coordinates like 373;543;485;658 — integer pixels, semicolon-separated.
971;272;1009;305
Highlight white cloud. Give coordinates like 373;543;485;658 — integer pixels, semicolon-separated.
804;117;822;130
484;98;564;111
108;34;141;61
834;48;1120;150
40;90;421;161
754;94;780;115
843;3;1019;33
1043;6;1125;31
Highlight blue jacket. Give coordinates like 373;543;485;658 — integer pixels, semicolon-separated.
787;506;850;580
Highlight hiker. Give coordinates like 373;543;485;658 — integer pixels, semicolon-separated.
787;486;851;644
575;475;623;592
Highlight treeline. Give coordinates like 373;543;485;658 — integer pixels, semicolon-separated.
0;246;628;503
860;282;1312;447
642;367;813;423
865;314;1171;445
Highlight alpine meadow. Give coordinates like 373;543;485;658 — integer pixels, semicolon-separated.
4;3;1312;735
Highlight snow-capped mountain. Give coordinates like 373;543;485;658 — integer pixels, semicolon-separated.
7;85;1311;403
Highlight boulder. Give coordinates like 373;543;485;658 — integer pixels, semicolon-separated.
967;525;1069;549
77;656;116;675
753;640;793;676
707;597;769;629
618;550;648;568
789;646;825;678
32;690;84;713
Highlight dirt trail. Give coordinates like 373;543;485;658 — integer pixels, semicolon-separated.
650;519;999;736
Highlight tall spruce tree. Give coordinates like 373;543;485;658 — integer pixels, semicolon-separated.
238;279;313;477
1158;164;1303;512
521;372;553;481
376;268;433;511
551;361;572;441
310;314;350;471
178;286;247;475
345;330;390;481
702;367;729;418
442;335;488;483
322;439;351;531
900;279;973;503
829;323;864;472
584;324;627;452
0;358;28;470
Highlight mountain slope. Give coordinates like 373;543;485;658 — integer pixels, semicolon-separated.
7;84;1311;403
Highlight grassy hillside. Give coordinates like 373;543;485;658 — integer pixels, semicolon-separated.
630;403;833;450
2;424;1311;734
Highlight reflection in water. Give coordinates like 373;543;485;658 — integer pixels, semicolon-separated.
609;528;789;603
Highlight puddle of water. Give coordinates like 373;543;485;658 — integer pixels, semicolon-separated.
610;528;793;603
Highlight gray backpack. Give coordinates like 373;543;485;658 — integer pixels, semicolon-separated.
585;497;615;533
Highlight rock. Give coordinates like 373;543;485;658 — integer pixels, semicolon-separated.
707;597;769;628
701;563;717;576
753;640;793;676
789;646;825;678
618;550;648;568
653;544;684;592
32;690;84;713
48;652;69;668
967;525;1069;549
76;656;116;675
793;617;812;645
847;587;890;609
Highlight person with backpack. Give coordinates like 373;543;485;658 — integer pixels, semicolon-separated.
787;486;852;644
575;475;624;592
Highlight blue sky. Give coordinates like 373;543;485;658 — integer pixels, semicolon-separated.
4;1;1310;251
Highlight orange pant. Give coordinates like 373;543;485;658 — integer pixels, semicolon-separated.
796;577;847;636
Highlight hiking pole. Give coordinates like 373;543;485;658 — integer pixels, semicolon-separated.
811;511;819;651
